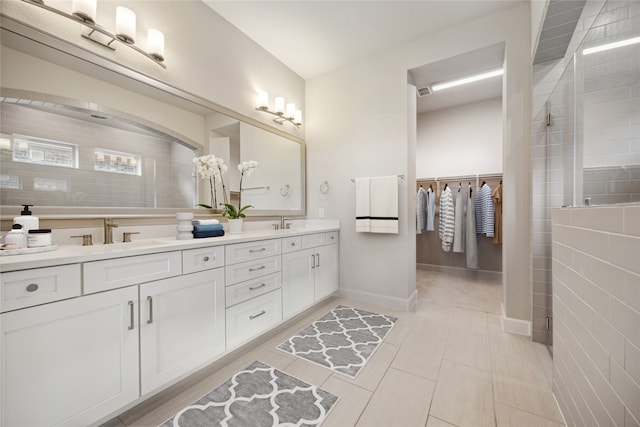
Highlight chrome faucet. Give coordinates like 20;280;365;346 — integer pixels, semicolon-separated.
281;217;293;229
103;218;119;244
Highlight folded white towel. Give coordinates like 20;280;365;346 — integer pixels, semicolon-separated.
192;219;220;225
370;176;398;234
355;177;371;232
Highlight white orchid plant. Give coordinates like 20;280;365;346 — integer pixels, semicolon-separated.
221;160;259;219
193;154;229;209
194;155;259;219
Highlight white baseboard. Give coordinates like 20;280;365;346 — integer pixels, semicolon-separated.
337;287;417;312
501;303;532;336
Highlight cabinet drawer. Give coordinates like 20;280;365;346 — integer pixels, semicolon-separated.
281;236;302;254
1;264;81;312
226;272;281;308
225;239;281;265
225;255;281;286
226;289;282;350
182;246;225;274
84;251;182;294
302;232;338;249
325;231;339;245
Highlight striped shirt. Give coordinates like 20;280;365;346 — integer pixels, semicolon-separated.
475;183;495;237
439;186;455;251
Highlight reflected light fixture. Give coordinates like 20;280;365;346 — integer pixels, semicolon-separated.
115;6;136;44
72;0;96;23
431;68;503;92
582;35;640;55
256;91;302;128
20;0;166;68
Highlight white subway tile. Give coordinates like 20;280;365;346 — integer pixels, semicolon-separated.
609;234;640;275
626;340;640;386
610;297;640;348
611;358;640;421
623;206;640;236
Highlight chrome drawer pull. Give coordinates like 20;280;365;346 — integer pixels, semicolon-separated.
26;283;39;292
316;254;320;268
147;296;153;324
249;248;267;253
311;254;315;269
249;265;266;272
249;283;267;291
249;310;266;320
128;301;135;330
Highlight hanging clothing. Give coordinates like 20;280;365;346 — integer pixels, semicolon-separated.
466;184;478;269
492;183;503;244
475;183;495;237
416;186;427;234
439;186;455;252
426;187;436;231
453;185;465;253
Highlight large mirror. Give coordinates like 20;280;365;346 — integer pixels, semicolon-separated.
0;16;305;216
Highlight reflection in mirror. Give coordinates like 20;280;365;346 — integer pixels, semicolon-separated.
1;17;305;216
0;99;198;208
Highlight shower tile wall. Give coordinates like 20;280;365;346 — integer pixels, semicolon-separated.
531;1;605;345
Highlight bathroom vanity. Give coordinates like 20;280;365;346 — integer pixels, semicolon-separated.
0;225;339;427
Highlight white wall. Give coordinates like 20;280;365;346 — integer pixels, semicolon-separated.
416;97;503;179
306;3;532;319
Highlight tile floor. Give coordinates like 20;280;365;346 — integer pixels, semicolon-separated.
103;267;563;427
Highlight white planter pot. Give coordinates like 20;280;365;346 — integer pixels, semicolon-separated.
228;218;243;234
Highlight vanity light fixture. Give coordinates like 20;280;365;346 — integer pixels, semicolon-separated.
582;35;640;55
431;68;503;92
20;0;167;69
255;91;302;128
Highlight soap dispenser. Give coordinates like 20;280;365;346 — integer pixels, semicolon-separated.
13;204;39;234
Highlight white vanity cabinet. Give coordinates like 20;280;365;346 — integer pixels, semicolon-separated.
139;268;225;395
0;226;339;427
1;285;139;427
282;232;339;317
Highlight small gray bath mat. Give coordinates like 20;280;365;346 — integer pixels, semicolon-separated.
277;305;398;378
160;361;338;427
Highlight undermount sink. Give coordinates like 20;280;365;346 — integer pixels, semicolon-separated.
74;240;168;254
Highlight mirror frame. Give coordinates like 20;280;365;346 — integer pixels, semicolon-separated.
0;14;306;218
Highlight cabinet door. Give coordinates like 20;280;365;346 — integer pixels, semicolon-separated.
314;244;339;301
1;287;139;427
281;248;315;319
139;269;225;395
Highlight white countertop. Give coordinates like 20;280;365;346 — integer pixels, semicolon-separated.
0;225;339;272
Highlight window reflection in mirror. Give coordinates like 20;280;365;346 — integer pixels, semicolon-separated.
0;101;198;208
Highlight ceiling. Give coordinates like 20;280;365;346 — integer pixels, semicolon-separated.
204;1;584;114
204;0;519;80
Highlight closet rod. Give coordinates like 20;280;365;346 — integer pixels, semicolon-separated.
417;173;502;183
350;174;405;182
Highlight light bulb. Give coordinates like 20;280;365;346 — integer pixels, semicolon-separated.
115;6;136;44
257;91;269;109
148;29;165;62
274;97;285;115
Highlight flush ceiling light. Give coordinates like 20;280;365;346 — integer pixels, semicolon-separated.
431;68;504;92
582;35;640;55
256;91;302;128
20;0;166;68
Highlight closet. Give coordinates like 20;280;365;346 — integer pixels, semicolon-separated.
410;44;505;282
416;175;502;272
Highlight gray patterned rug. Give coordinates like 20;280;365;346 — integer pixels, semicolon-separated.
277;305;398;378
160;361;338;427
